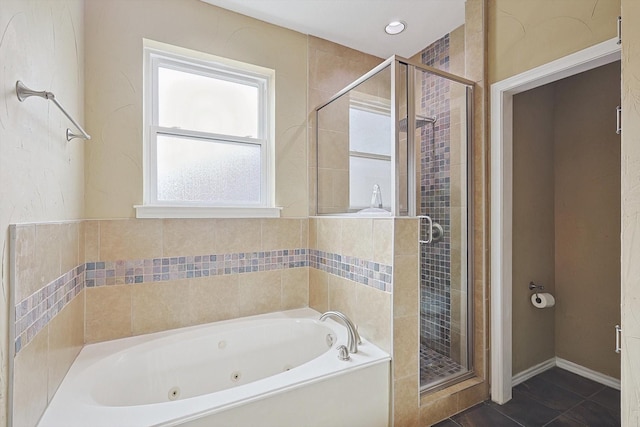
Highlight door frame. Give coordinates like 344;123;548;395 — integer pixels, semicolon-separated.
489;38;621;404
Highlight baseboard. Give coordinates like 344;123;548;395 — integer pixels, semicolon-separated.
555;357;621;391
512;357;621;391
512;358;556;387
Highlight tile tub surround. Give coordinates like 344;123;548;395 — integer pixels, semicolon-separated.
14;265;85;354
82;249;391;291
14;248;391;350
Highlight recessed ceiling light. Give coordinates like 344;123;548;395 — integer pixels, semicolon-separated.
385;21;406;35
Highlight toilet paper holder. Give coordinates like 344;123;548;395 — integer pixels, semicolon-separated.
529;281;544;301
528;282;544;292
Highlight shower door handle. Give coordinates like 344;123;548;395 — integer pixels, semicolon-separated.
615;325;622;354
418;215;434;244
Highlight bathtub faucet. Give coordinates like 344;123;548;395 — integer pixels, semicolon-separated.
319;311;361;354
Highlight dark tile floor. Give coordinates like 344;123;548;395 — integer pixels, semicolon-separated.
433;368;620;427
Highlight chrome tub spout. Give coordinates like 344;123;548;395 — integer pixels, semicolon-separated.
319;311;361;354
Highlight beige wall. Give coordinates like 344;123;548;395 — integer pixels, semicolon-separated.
84;0;308;218
620;0;640;423
554;62;621;378
488;0;620;84
0;0;86;425
512;84;556;375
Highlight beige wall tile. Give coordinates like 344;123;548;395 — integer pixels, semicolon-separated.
238;270;282;317
300;219;309;249
328;275;356;320
355;283;391;353
393;255;419;318
215;219;262;253
60;222;80;275
456;381;489;412
309;268;329;313
317;130;349;170
189;275;239;325
419;392;459;427
261;219;303;250
100;219;162;261
317;218;342;253
78;221;87;264
275;123;308;218
84;220;100;262
132;281;191;335
281;267;309;310
373;219;393;265
450;289;466;333
162;219;217;257
13;329;48;427
14;225;36;303
450;160;467;209
47;292;84;399
35;223;62;292
473;280;488;380
308;217;318;249
394;218;418;256
85;285;132;343
316;169;333;211
393;375;419;427
316;93;349;132
332;170;350;210
393;314;419;380
341;218;373;260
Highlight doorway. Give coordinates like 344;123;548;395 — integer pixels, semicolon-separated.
490;38;621;404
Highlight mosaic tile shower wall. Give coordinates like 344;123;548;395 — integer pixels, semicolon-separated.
419;34;453;359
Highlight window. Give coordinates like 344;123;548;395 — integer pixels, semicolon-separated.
137;41;277;218
348;94;392;210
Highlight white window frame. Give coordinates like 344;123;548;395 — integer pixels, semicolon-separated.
136;40;279;218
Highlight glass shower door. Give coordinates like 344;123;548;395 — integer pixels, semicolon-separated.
413;66;473;391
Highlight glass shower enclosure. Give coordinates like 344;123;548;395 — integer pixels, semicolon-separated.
315;56;474;392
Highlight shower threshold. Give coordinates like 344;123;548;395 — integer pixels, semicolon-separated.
420;344;470;391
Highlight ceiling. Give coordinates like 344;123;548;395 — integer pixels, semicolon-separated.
200;0;466;59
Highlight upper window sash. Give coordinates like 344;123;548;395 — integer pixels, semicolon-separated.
149;53;268;140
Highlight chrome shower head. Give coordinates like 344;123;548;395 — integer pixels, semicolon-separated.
398;115;437;132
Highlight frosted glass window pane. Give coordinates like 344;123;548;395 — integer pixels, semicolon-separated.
158;67;259;138
349;156;391;209
349;108;391;155
157;135;261;204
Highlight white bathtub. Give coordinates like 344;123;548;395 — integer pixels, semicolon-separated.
38;308;391;427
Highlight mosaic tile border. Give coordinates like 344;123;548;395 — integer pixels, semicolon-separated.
14;264;85;354
309;249;393;292
84;249;309;287
14;248;392;354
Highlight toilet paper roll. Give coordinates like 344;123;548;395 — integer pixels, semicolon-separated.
531;293;555;308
